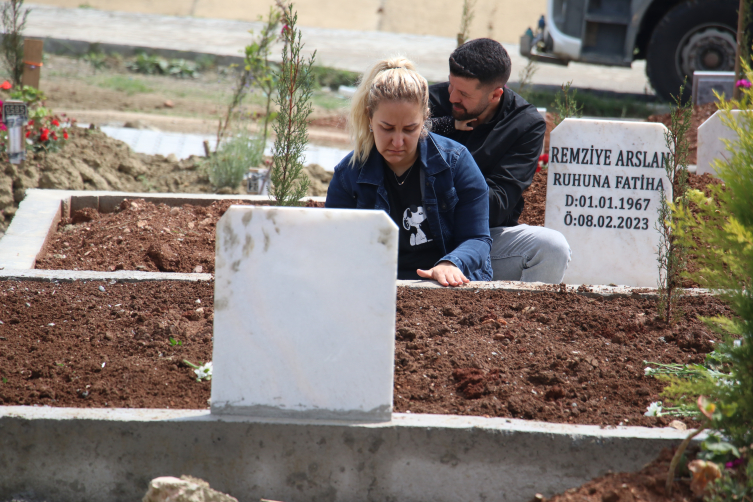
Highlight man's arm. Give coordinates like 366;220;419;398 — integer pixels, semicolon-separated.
484;118;545;227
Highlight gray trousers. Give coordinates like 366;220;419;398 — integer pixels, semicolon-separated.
490;224;571;283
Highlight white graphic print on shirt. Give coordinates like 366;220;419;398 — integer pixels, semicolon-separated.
402;206;433;246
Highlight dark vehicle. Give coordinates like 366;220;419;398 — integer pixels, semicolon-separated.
521;0;745;101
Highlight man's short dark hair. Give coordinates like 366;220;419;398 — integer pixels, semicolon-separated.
449;38;511;88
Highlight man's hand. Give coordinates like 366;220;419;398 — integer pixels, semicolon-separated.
417;261;470;287
455;118;477;131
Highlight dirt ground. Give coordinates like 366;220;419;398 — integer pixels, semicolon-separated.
544;447;696;502
0;280;730;427
35;170;720;277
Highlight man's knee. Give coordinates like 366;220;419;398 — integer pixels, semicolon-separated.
535;228;571;264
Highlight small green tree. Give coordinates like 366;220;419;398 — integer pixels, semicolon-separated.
645;59;753;500
456;0;477;47
552;81;583;126
216;6;281;148
655;80;692;324
0;0;29;88
265;1;312;206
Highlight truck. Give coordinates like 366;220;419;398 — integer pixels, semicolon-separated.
520;0;746;101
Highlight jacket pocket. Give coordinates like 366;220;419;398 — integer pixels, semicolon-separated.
438;187;458;213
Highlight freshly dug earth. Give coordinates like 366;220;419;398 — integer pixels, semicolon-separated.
543;447;696;502
0;127;332;234
36;199;323;273
36;171;718;274
647;102;719;165
0;281;214;409
0;281;731;427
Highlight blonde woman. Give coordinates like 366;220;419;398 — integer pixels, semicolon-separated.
325;57;492;286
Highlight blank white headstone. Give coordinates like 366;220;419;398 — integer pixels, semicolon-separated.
697;110;746;177
211;205;398;422
545;119;672;287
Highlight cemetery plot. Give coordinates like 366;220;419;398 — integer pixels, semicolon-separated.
545;119;672;287
0;281;729;427
35;198;324;273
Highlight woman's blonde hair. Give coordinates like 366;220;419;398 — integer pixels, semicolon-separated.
348;56;431;167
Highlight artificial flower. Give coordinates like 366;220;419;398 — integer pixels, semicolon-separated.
644;401;663;416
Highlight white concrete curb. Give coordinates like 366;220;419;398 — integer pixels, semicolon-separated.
0;406;697;502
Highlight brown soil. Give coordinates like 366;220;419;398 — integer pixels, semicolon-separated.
0;280;213;409
519;169;547;226
647;102;719;165
393;287;728;426
36;198;324;273
544;447;696;502
0;281;731;427
37;170;719;275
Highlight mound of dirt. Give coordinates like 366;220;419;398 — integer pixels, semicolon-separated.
0;127;335;234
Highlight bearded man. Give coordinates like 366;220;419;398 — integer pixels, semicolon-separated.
429;38;571;283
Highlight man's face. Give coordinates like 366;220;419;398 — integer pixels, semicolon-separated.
447;74;500;121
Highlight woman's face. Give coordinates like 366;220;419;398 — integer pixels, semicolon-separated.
369;99;424;174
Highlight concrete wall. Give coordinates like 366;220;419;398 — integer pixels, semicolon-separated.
27;0;546;44
0;407;692;502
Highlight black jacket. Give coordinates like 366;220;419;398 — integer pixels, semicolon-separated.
429;83;546;227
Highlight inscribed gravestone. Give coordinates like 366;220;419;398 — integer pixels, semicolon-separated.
211;205;398;421
697;110;745;177
545;119;672;287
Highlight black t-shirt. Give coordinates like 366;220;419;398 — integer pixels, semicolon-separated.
383;161;444;280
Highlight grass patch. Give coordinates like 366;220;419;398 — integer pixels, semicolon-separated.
96;75;153;95
520;87;657;119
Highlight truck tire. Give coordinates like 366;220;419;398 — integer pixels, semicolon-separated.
646;0;738;102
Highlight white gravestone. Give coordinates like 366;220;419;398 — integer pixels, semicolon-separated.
697;110;746;177
545;119;672;287
211;205;398;421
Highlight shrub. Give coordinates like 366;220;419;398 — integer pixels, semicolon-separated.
205;133;265;190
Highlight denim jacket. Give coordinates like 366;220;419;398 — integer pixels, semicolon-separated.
325;132;493;281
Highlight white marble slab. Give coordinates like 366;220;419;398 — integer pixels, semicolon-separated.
545;119;672;287
696;110;747;177
211;205;398;421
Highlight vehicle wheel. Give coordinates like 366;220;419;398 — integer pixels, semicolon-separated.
646;0;738;102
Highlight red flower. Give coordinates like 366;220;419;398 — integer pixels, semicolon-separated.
63;130;69;140
539;153;549;164
0;81;11;90
52;118;60;127
536;165;541;173
25;130;31;138
52;132;58;141
28;120;34;127
40;128;49;142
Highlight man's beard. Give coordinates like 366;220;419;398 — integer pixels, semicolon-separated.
451;100;490;121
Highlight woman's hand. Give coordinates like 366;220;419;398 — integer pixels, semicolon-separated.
417;261;470;287
455;118;477;131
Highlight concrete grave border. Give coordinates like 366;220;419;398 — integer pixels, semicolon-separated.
0;189;706;502
0;406;698;502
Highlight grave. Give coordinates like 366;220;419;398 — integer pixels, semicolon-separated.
545;119;671;287
211;205;399;421
692;71;735;106
697;110;746;177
